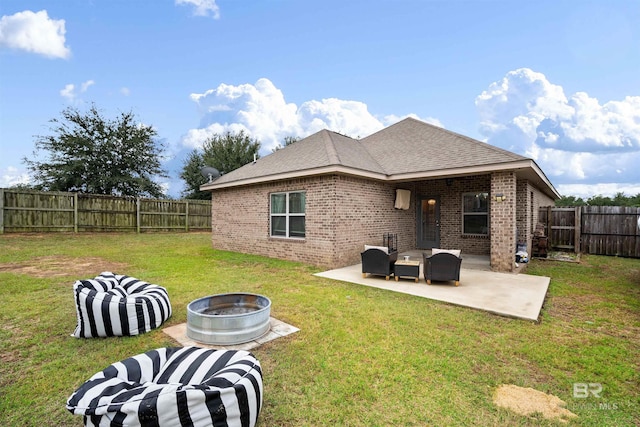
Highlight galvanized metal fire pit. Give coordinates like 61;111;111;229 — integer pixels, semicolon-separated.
187;293;271;345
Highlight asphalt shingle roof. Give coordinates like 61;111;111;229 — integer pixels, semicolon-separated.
210;128;385;185
205;117;544;190
361;117;527;175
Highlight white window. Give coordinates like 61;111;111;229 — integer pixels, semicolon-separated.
462;192;489;235
270;191;306;238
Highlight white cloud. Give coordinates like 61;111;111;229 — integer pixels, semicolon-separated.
186;79;300;151
382;113;443;128
120;87;131;96
81;80;95;92
184;78;440;153
476;68;640;195
0;166;30;187
182;123;251;149
60;83;75;101
297;98;383;138
60;79;95;102
557;183;640;199
175;0;220;19
0;10;70;59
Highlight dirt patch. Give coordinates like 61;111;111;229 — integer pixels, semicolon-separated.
548;293;603;321
0;256;129;279
494;384;577;423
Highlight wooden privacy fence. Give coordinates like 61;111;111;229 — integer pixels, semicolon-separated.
539;206;640;258
0;188;211;233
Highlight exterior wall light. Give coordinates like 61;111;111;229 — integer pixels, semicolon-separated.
494;193;506;202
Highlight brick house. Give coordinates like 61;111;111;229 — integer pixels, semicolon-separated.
201;118;559;273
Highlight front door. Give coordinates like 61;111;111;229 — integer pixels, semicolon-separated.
417;196;440;249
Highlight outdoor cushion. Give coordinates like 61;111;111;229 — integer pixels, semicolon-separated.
66;346;263;427
364;244;389;254
72;271;172;338
431;248;461;257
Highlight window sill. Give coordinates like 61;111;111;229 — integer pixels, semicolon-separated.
269;236;306;243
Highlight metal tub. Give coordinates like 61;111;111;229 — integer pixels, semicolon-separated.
187;293;271;345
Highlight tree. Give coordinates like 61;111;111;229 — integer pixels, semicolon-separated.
555;195;586;207
586;194;615;206
24;104;167;198
271;135;300;153
180;130;261;199
612;192;632;207
555;192;640;207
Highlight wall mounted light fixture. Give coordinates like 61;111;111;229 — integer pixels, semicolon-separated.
494;193;507;202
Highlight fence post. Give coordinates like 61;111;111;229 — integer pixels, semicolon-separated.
185;200;189;232
547;206;553;249
575;207;581;253
73;192;78;233
0;188;4;234
136;197;141;233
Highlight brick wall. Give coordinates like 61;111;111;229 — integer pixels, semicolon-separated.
331;175;415;267
210;175;415;268
210;172;554;271
490;172;517;272
211;176;337;266
516;179;531;251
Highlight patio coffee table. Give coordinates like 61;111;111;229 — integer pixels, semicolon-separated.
394;259;420;283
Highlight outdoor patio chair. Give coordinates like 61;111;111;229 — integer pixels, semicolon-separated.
361;245;398;280
423;249;462;286
66;346;263;427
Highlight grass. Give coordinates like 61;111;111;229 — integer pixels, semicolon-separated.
0;232;638;426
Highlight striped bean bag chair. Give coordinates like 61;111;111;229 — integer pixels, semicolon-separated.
66;346;263;427
72;272;172;338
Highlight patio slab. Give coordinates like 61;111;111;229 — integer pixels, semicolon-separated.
314;263;550;321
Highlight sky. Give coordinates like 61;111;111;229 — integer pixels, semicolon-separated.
1;0;639;199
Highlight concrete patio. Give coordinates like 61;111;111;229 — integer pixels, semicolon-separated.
314;252;550;321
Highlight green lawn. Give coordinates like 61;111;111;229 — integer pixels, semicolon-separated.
0;233;638;426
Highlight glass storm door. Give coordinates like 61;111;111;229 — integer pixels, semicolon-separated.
417;196;440;249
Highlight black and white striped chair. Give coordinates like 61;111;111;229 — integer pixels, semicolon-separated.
66;347;263;427
72;272;172;338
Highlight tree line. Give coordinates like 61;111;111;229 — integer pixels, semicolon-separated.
10;104;639;205
555;194;640;207
15;104;297;200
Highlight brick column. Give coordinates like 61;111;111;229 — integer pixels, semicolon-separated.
515;179;531;253
490;172;516;272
